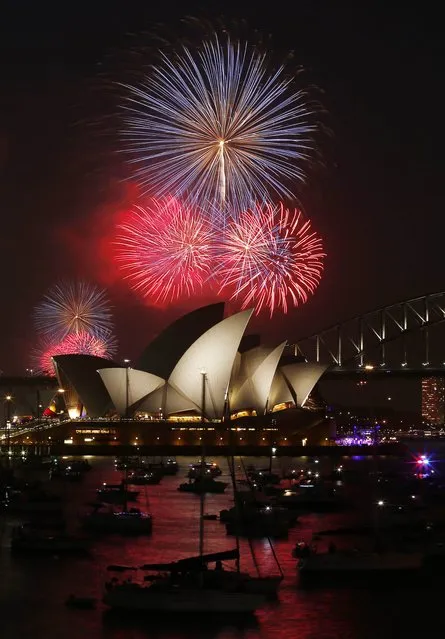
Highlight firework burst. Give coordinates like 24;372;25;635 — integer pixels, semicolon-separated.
121;36;317;213
33;330;117;376
217;202;325;316
34;281;114;341
115;197;217;303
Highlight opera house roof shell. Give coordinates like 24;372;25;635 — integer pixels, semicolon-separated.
52;304;328;420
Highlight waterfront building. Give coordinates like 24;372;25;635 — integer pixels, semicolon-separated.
421;377;445;424
3;304;331;446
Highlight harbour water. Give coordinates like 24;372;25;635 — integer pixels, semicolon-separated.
1;454;442;639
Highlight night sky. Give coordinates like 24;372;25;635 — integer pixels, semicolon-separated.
0;1;442;376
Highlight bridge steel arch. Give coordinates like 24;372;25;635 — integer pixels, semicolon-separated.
291;291;445;372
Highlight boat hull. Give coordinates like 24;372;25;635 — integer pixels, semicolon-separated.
178;482;227;494
103;587;265;613
225;521;289;539
241;576;282;595
82;515;152;535
11;538;89;554
299;552;422;572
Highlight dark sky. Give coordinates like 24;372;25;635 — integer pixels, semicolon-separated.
0;0;443;374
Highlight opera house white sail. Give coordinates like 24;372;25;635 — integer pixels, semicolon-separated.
169;309;254;419
270;362;329;408
98;368;165;417
230;342;287;415
49;304;329;422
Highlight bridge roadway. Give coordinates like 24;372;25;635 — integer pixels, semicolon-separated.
1;366;444;391
1;442;405;459
322;366;445;379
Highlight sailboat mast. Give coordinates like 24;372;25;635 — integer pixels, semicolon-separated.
228;455;241;573
123;466;128;513
199;370;206;559
125;366;129;419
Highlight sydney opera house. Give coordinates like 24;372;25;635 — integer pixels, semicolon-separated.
6;304;333;447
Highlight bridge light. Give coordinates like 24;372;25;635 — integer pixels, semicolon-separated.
401;362;407;367
422;362;429;367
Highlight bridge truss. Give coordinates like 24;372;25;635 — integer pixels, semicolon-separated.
291;292;445;373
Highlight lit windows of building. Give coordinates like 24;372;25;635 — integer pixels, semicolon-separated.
421;377;445;424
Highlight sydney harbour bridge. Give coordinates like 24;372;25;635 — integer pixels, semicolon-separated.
290;291;445;378
2;291;445;395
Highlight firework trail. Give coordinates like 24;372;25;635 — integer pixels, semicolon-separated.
33;330;117;376
34;281;114;341
121;36;316;213
115;197;217;303
217;202;325;316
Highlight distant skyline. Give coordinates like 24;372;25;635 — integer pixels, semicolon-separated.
0;1;442;374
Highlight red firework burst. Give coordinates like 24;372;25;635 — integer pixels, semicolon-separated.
217;202;325;316
115;197;216;304
33;331;117;375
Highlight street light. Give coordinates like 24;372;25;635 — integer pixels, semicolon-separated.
4;394;12;457
123;360;131;419
200;369;206;423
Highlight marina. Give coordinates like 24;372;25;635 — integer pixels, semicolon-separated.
2;450;445;637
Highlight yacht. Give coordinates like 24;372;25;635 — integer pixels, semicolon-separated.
96;482;139;503
81;505;152;534
178;477;228;494
148;458;179;476
187;461;222;479
220;493;296;538
103;550;266;613
11;525;90;554
275;483;346;512
294;543;422;578
127;470;162;485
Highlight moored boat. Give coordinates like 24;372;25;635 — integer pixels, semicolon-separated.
298;550;422;574
11;525;90;554
187;461;222;479
103;550;266;613
96;482;139;503
81;505;152;534
127;470;162;485
178;477;228;494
